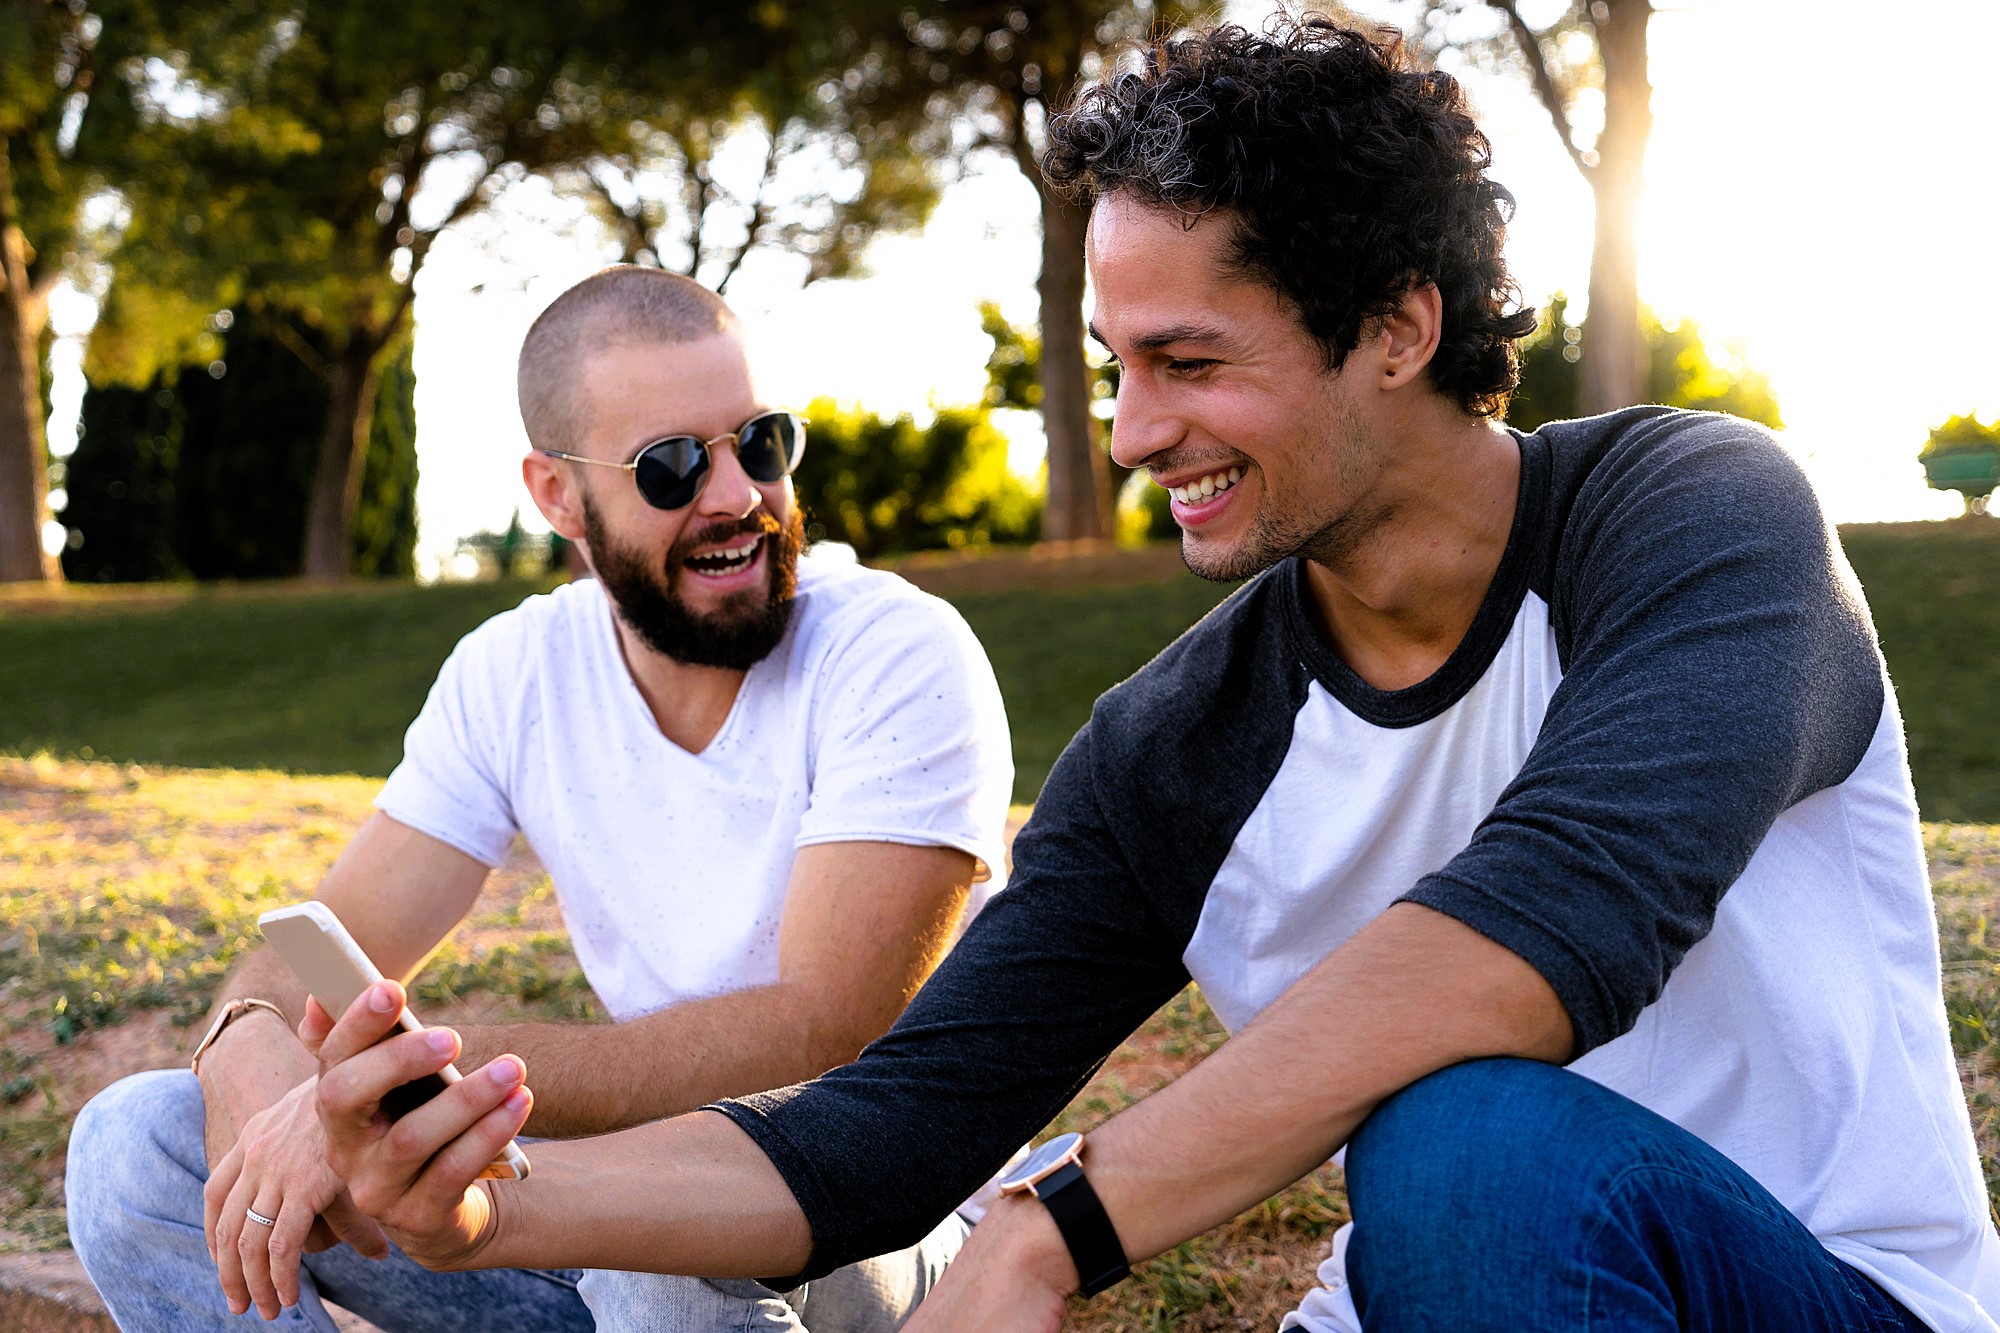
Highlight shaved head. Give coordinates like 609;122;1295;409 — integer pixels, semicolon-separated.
517;265;738;455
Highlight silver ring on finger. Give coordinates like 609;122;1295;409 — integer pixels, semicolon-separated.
244;1206;277;1228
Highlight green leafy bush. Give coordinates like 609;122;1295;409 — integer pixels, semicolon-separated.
1507;294;1782;431
792;399;1040;561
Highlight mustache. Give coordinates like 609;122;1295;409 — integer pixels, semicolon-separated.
1145;448;1246;483
665;510;783;570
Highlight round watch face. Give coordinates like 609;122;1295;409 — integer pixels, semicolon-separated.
999;1132;1083;1191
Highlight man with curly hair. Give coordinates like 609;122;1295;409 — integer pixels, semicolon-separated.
303;19;1995;1332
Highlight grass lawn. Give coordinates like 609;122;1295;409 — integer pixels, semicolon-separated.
1;521;1995;812
0;556;1240;805
1840;522;2000;822
0;580;559;780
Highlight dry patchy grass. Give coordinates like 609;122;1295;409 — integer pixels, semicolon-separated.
4;758;1998;1331
0;756;594;1251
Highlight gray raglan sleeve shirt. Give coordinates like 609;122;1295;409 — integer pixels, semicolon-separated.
714;408;1886;1280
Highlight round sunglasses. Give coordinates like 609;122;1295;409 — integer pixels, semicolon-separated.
539;411;807;511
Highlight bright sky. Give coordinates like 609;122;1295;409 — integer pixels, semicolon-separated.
43;0;2000;574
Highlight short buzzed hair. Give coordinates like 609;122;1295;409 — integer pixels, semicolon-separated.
517;265;738;454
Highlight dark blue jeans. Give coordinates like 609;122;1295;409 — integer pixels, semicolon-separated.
1344;1059;1931;1332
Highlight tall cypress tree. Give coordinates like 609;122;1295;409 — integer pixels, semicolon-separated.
58;379;185;583
63;309;417;581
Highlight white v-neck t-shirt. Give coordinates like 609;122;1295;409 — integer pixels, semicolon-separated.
375;555;1014;1022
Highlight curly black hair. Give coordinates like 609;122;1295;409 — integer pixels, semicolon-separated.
1043;18;1537;417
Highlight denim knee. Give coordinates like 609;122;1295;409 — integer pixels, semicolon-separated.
66;1067;206;1261
1346;1059;1619;1252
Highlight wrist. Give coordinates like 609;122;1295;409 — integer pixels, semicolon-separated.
197;1010;312;1112
984;1191;1081;1298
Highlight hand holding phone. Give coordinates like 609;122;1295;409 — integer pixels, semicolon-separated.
257;902;530;1180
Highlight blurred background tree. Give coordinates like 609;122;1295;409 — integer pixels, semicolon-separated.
0;0;117;583
1506;292;1781;432
1416;0;1653;416
893;0;1198;544
977;297;1165;537
792;397;1039;560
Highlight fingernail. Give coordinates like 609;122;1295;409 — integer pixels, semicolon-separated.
368;985;396;1014
489;1056;523;1085
504;1088;530;1112
427;1030;455;1054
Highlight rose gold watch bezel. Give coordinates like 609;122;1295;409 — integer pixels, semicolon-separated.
998;1131;1086;1196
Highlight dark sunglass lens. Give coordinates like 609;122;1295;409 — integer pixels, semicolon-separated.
633;437;708;510
738;414;804;483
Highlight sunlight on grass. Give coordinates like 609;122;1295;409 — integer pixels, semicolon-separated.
0;757;593;1248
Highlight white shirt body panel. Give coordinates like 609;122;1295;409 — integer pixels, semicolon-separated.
376;555;1013;1023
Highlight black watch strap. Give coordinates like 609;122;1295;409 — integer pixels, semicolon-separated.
1032;1160;1131;1297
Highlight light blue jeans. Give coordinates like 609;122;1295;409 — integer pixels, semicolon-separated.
67;1069;965;1332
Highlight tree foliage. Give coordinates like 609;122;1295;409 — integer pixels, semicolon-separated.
979;298;1116;412
1922;414;2000;459
559;2;949;294
1506;293;1780;433
792;398;1039;561
77;1;977;577
1919;414;2000;515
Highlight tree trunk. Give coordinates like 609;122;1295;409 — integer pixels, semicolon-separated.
0;155;60;584
1036;187;1110;543
1579;0;1653;416
300;340;382;579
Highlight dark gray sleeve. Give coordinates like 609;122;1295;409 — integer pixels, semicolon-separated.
1400;415;1884;1055
712;721;1193;1282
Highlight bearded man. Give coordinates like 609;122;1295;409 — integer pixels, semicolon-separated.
66;265;1014;1333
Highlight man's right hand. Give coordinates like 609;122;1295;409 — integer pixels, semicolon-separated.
201;1077;390;1320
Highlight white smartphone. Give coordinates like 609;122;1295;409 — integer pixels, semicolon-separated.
256;901;531;1180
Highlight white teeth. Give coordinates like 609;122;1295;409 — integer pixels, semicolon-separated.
688;537;761;574
1168;468;1242;504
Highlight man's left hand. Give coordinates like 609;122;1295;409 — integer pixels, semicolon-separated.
304;980;530;1272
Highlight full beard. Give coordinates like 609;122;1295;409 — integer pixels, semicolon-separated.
583;499;805;671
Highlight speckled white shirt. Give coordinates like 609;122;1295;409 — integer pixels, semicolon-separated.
374;555;1013;1022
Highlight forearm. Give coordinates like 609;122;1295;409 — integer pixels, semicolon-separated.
456;982;847;1139
479;1108;812;1276
996;903;1574;1282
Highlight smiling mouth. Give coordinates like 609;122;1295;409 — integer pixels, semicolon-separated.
683;537;763;577
1166;466;1244;504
